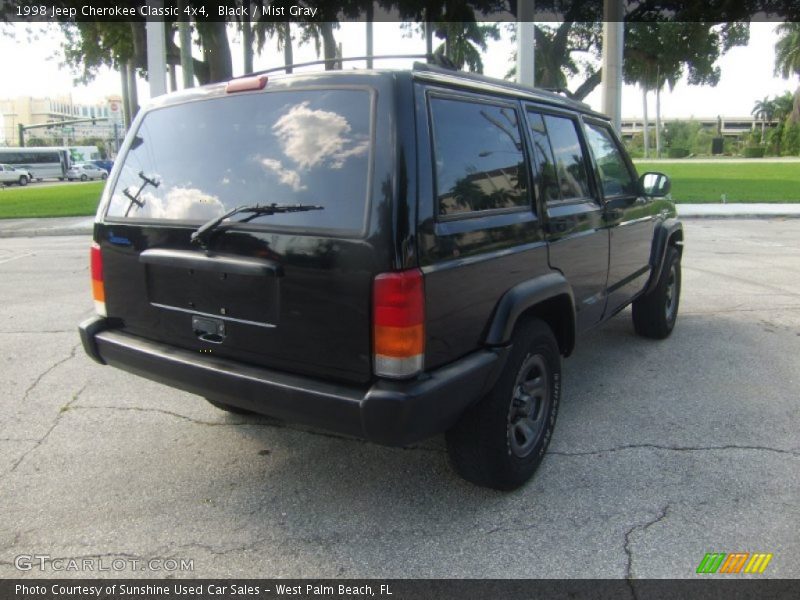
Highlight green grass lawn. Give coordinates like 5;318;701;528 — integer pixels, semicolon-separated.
0;181;104;219
634;161;800;203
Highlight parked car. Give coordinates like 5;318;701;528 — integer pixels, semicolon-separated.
90;159;114;173
67;163;108;181
0;163;31;186
79;63;682;490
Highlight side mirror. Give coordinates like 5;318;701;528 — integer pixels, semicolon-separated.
640;171;671;197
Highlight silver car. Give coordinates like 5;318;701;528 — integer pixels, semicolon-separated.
67;163;108;181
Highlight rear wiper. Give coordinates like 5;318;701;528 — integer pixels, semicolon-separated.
190;203;324;249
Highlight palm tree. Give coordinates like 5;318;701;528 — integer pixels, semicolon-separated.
433;21;499;73
254;21;294;73
774;22;800;123
751;97;775;143
772;92;795;121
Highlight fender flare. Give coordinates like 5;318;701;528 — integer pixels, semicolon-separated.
483;272;576;355
645;219;684;295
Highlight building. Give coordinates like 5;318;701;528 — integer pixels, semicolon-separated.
620;115;779;140
0;95;125;152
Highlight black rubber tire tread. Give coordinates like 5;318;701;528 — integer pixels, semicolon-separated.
445;318;562;491
632;245;681;339
205;397;256;415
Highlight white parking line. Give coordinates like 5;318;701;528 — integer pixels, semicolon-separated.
0;252;34;265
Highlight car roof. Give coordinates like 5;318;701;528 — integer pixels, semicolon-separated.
146;63;609;121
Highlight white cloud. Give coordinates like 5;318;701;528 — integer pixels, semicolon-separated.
272;101;368;170
139;186;226;220
260;158;305;191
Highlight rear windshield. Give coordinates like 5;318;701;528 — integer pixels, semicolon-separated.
106;88;372;233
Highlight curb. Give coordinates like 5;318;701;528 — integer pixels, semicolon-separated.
0;227;93;238
677;213;800;219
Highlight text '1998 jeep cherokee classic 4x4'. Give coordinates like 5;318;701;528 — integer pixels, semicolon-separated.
79;63;682;490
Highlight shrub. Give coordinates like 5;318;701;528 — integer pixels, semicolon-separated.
783;122;800;156
667;147;690;158
743;146;766;158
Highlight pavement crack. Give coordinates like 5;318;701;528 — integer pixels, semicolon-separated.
21;343;80;404
1;382;88;482
624;505;670;598
548;443;800;458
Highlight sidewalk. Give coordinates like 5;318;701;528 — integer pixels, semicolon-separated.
1;204;800;238
0;216;95;237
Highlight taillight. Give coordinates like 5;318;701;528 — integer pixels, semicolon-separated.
90;242;106;317
372;269;425;379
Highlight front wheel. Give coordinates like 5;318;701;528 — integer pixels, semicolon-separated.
632;245;681;339
18;176;28;186
446;318;562;490
80;174;88;181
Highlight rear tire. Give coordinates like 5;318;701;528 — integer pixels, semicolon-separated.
446;318;562;490
205;397;255;416
632;245;681;339
80;174;88;181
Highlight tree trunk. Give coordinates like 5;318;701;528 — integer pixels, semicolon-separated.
655;85;662;158
126;59;139;122
242;4;253;75
120;62;131;129
572;69;602;101
195;21;233;84
282;23;294;73
319;23;337;70
168;64;178;92
642;86;649;158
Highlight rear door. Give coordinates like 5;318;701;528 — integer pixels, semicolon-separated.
98;85;383;384
523;106;609;333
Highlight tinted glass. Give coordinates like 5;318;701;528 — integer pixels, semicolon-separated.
525;111;560;204
584;122;638;197
107;89;372;233
430;97;527;217
542;115;591;201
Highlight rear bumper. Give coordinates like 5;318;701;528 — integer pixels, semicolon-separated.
79;316;509;446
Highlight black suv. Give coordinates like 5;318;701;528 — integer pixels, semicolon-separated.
79;63;682;490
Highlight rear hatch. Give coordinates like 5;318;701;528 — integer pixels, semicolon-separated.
96;84;379;384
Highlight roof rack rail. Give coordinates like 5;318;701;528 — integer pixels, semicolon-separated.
540;87;576;100
234;53;459;79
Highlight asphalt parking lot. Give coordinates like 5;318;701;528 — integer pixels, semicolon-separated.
0;220;798;579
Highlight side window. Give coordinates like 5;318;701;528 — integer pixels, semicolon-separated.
525;111;560;204
540;114;591;202
584;122;638;197
429;96;528;218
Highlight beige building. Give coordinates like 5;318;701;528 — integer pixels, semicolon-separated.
0;95;124;147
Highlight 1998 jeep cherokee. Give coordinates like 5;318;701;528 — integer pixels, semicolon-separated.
79;63;682;490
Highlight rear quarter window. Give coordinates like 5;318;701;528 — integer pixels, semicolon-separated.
429;95;528;219
106;88;373;234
